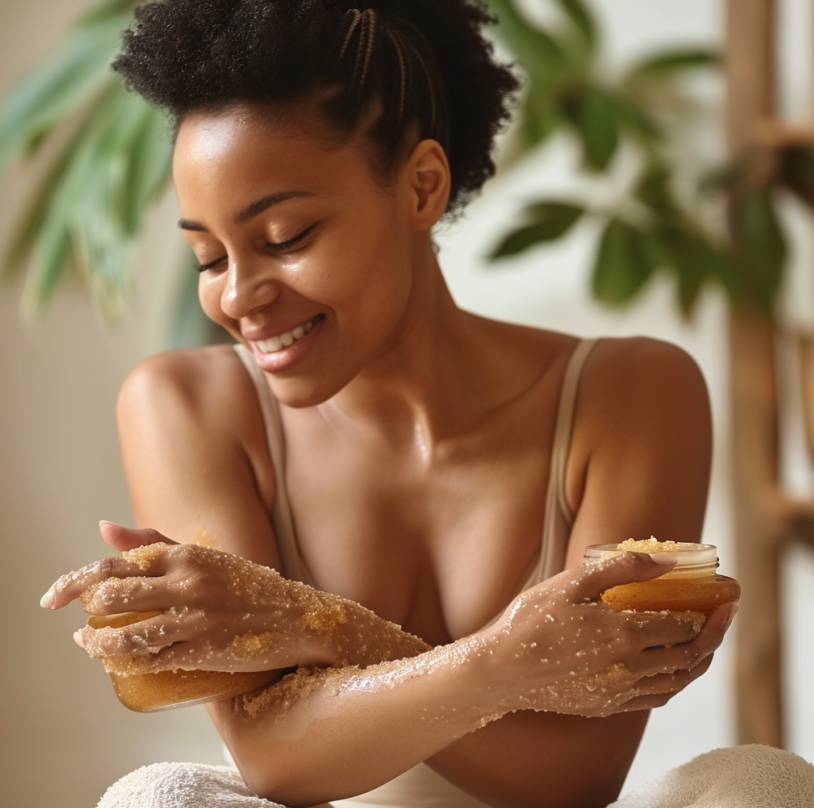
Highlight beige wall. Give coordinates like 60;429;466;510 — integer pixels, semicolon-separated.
2;2;812;807
0;3;225;807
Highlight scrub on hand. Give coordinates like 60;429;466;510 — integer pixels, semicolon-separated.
86;611;277;712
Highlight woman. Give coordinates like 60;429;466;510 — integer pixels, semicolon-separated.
40;1;731;805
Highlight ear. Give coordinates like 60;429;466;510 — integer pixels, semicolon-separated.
405;139;451;231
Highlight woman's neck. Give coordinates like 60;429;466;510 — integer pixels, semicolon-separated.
317;239;489;456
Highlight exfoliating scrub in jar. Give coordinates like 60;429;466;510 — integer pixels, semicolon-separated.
583;538;740;613
86;611;277;712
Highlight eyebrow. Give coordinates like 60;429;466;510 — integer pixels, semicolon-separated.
178;191;315;232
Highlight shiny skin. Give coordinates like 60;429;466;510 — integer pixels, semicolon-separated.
45;103;723;808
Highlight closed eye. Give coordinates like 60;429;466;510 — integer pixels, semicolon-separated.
196;223;319;273
267;222;319;253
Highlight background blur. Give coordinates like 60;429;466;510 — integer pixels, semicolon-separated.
2;1;813;807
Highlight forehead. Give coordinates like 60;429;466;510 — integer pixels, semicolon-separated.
172;104;376;205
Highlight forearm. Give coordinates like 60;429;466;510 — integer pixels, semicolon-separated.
209;633;501;806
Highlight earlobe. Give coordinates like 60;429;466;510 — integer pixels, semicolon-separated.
409;139;451;231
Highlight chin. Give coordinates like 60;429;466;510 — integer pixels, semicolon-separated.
268;372;352;410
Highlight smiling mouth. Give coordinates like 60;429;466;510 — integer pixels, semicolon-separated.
253;315;324;354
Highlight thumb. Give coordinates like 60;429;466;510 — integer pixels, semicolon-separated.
575;551;677;601
99;521;179;552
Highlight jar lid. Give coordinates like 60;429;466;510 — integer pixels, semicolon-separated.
583;542;718;568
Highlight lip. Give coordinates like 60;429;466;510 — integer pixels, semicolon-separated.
242;314;321;343
248;314;325;373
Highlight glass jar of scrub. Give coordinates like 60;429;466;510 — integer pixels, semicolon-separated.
583;539;740;613
87;611;278;712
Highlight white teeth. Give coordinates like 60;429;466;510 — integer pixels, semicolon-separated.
255;317;319;354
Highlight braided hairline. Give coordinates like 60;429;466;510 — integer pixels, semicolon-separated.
337;7;442;145
384;29;407;126
338;9;362;62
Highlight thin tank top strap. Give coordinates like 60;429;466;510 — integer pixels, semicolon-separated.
232;344;312;585
477;337;598;633
536;337;598;581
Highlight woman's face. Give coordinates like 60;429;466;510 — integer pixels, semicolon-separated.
173;103;425;406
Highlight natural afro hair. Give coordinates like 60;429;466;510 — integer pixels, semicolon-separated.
113;0;520;216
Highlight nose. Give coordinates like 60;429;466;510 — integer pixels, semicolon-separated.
219;255;281;320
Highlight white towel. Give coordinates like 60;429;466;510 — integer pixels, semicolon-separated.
609;745;814;808
96;746;814;807
95;762;334;808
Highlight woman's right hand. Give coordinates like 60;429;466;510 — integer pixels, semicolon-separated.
482;551;735;718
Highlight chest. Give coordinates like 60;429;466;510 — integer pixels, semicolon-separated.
279;404;563;646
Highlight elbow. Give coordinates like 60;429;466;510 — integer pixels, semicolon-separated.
236;749;332;808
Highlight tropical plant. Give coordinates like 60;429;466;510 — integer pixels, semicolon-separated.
0;0;211;344
485;0;801;319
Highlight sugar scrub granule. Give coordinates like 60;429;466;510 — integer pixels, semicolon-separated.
297;596;348;634
192;528;218;549
122;542;170;572
617;537;680;553
670;610;706;637
239;665;355;719
227;630;278;660
536;662;631;716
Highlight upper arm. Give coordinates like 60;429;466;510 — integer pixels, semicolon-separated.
564;337;712;567
116;347;282;569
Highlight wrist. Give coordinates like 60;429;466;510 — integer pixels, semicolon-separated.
444;631;512;726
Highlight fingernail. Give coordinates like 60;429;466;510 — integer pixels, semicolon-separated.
40;587;55;609
648;552;678;565
73;630;85;648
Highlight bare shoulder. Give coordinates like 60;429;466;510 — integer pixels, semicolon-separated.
117;345;279;558
118;344;257;432
580;336;709;423
564;337;712;549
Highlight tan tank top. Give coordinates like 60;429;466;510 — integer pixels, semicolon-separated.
232;338;598;808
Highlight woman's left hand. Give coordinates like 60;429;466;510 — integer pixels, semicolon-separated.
40;522;339;675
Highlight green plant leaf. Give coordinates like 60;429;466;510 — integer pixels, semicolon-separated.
730;186;787;313
487;0;571;79
624;48;720;84
591;219;655;305
649;225;712;316
553;0;597;66
561;85;620;170
78;0;139;26
0;13;130;172
605;93;662;150
489;201;584;259
19;87;128;315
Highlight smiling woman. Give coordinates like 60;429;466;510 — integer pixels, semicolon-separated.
39;2;737;808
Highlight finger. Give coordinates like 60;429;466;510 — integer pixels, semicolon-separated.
631;603;732;676
97;641;217;675
99;521;179;552
574;552;678;601
42;553;168;611
80;577;172;616
616;608;706;652
618;655;715;712
77;611;192;657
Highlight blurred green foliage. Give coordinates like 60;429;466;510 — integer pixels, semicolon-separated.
486;0;805;319
0;0;808;327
